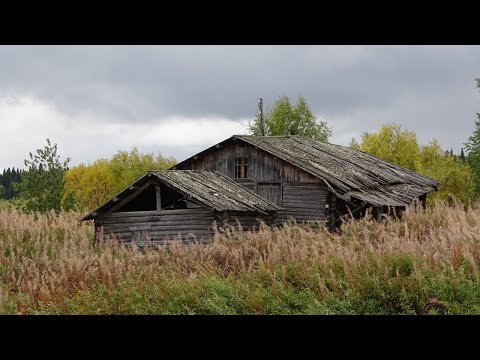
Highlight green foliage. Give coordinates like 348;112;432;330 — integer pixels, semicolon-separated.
63;147;176;211
464;78;480;195
420;139;475;205
109;147;177;194
356;124;421;171
353;124;476;205
0;199;12;209
349;137;360;149
17;139;71;213
248;95;332;142
0;168;23;200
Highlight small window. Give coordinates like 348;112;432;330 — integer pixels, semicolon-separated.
234;158;248;178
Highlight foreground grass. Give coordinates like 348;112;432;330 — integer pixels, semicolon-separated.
1;202;480;314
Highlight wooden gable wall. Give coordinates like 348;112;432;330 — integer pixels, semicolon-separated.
175;139;329;222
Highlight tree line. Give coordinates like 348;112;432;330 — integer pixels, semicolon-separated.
0;167;23;200
2;78;480;213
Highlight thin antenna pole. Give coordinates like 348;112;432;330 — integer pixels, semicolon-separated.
258;98;265;136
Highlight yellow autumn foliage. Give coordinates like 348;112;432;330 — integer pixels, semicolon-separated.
63;147;176;211
353;124;476;205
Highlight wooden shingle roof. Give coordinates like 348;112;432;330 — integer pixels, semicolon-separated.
149;170;282;213
82;170;282;220
173;135;440;206
235;135;439;191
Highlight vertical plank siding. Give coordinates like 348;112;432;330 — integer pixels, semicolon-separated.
176;141;330;226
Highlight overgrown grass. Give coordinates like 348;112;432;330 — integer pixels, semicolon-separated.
1;202;480;314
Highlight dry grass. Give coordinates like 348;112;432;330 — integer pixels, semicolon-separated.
1;201;480;314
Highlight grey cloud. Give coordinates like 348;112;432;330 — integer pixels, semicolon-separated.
0;45;479;153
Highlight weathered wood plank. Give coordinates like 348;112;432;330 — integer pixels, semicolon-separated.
283;199;326;204
103;232;131;237
104;208;213;219
280;181;328;223
105;221;214;229
156;184;162;212
150;225;214;232
104;226;215;235
104;210;159;218
279;210;326;215
149;231;214;238
283;182;324;187
101;214;215;224
104;217;215;225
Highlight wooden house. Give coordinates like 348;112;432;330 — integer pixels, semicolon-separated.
81;170;282;246
172;135;440;230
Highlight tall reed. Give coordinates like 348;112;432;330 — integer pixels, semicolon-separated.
0;201;479;314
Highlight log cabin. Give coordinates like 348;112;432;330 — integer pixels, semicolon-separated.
81;170;282;247
172;135;440;230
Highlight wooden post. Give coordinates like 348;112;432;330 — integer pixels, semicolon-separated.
156;184;162;213
329;194;336;233
259;98;265;136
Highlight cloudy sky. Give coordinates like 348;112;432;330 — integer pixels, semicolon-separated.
1;45;479;171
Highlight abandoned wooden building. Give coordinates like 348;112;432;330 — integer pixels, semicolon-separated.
172;135;440;229
82;135;440;245
81;170;282;246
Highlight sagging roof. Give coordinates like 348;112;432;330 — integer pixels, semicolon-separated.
347;184;430;207
82;170;282;221
173;135;440;205
235;136;439;192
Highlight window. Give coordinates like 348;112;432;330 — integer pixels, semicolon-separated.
234;158;248;178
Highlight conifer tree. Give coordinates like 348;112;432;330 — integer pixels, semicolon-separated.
464;78;480;195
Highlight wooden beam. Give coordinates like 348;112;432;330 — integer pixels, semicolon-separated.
156;184;162;213
329;194;337;233
106;181;152;214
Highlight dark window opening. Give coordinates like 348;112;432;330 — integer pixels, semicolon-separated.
173;200;187;209
118;184;156;212
234;157;248;179
113;183;202;213
116;183;184;212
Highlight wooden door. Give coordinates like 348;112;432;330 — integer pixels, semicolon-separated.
257;182;282;206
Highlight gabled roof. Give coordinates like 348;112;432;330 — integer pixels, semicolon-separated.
82;170;282;221
235;135;439;192
173;135;440;205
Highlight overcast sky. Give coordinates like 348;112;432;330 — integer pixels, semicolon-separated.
1;45;479;171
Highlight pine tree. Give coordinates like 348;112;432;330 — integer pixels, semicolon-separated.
460;148;465;162
464;77;480;195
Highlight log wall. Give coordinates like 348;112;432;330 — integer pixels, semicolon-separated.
95;208;216;246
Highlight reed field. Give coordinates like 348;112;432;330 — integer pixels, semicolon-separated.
0;202;479;314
